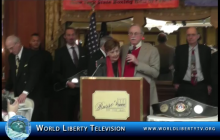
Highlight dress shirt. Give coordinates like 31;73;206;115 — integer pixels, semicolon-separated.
131;41;142;50
100;48;106;57
183;44;204;82
66;44;79;61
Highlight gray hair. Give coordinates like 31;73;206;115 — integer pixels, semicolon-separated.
6;35;21;44
100;35;113;48
128;24;144;35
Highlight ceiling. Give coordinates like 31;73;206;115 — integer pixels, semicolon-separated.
70;17;212;32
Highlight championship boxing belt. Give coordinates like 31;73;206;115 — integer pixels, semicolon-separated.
152;97;218;118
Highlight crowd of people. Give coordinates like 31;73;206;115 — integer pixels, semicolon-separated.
2;25;218;121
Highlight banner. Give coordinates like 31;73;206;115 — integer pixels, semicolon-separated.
1;122;220;137
185;0;218;7
63;0;179;11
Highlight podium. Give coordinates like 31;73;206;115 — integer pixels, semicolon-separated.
80;77;150;121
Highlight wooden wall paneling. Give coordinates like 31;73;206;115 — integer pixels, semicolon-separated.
2;0;45;88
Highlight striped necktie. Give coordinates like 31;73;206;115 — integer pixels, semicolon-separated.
191;49;197;86
16;55;20;76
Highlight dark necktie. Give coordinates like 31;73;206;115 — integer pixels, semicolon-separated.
16;55;20;76
191;49;197;86
133;45;136;51
72;47;78;67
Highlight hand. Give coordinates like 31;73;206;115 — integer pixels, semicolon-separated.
67;81;76;89
7;99;19;113
18;93;27;103
2;89;5;94
174;84;179;90
208;86;212;95
169;65;174;70
126;54;138;65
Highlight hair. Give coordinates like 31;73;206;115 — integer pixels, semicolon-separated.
128;24;144;35
157;32;167;43
186;27;199;34
104;39;120;52
64;27;76;35
99;36;113;48
31;33;40;37
6;35;20;44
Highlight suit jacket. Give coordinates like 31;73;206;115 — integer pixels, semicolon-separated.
5;48;43;100
94;58;107;76
88;49;105;76
173;44;211;85
211;51;218;86
37;50;53;97
53;45;89;95
121;42;160;105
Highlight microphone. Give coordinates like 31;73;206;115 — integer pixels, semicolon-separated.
91;63;103;76
127;47;133;65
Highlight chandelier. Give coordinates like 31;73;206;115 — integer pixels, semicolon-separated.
145;18;182;34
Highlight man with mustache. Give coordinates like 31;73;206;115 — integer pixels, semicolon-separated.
121;24;160;114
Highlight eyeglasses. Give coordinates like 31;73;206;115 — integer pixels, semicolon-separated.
128;32;142;36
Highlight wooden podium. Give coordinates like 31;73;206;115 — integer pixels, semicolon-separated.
80;77;150;121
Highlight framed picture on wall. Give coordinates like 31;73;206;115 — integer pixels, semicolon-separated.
144;41;155;46
119;41;124;47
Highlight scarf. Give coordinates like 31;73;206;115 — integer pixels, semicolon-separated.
106;56;121;77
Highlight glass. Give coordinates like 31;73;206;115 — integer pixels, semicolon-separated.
128;32;142;36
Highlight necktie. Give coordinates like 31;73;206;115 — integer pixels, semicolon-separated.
133;45;136;51
191;49;197;86
72;47;79;67
16;55;20;76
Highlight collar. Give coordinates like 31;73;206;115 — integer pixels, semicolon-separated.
17;46;23;59
100;48;106;57
189;44;198;51
131;41;142;49
67;44;77;49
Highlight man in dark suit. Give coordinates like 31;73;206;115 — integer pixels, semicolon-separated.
173;27;212;104
53;27;89;121
2;35;43;121
88;36;112;76
209;51;218;106
29;33;53;121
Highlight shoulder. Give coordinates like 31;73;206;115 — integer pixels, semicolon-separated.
97;58;106;66
55;46;67;54
142;42;159;53
212;51;218;58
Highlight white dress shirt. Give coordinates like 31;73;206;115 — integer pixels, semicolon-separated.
100;48;106;57
131;41;142;50
183;45;204;82
66;44;79;62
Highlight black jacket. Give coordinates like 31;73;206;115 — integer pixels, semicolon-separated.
173;44;211;85
5;47;43;99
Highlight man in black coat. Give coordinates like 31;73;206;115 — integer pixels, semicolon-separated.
29;33;53;121
53;27;89;121
3;35;43;121
173;27;212;104
209;51;218;106
87;36;112;76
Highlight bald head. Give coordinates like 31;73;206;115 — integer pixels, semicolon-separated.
5;35;22;55
186;27;200;47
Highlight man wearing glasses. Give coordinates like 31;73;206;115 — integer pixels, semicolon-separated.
121;24;160;114
173;27;212;104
